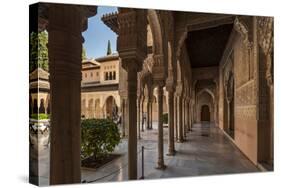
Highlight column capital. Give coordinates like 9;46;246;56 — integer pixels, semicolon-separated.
117;9;147;71
38;3;97;32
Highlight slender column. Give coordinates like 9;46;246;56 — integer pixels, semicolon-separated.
183;98;186;138
146;100;150;129
118;9;147;180
167;91;175;155
174;96;178;140
48;5;84;185
141;97;145;131
126;68;138;179
121;99;126;137
150;101;153;129
137;98;141;139
187;101;190;131
177;95;184;142
156;85;166;169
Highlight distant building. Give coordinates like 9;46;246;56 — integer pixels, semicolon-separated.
81;53;120;119
29;68;50;115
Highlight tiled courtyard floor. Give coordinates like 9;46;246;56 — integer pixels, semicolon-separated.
30;122;259;186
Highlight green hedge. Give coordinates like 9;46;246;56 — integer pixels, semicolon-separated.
31;113;49;120
81;118;121;160
162;113;168;124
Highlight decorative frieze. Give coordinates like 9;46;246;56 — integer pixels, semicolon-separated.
235;106;256;120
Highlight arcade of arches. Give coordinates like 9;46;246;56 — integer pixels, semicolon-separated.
35;3;273;185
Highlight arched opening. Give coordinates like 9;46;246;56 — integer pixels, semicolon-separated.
47;100;50;114
201;105;210;122
105;96;117;119
39;99;45;113
81;99;86;118
33;99;38;114
88;99;94;118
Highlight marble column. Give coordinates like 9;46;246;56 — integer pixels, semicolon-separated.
177;95;184;142
146;100;150;129
150;101;153;129
48;5;84;185
174;96;178;140
156;85;166;169
183;98;187;139
126;67;138;179
137;97;141;139
141;97;145;131
117;9;147;180
167;91;175;155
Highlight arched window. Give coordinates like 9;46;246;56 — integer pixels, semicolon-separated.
105;72;109;80
113;71;116;80
109;72;113;80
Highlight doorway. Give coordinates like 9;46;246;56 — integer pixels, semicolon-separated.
201;105;210;122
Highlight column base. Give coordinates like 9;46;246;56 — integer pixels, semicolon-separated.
177;139;184;143
166;150;176;156
155;164;167;170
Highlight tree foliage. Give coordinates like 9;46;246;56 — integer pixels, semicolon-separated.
81;118;121;160
107;40;112;55
30;31;49;72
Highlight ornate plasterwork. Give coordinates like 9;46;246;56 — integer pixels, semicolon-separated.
176;27;188;59
117;10;147;71
257;17;274;86
234;17;253;49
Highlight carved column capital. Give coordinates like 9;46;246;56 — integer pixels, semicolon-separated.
117;9;147;71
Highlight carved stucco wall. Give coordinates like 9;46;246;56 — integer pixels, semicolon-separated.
219;18;259;164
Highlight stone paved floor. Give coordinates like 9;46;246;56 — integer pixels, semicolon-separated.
30;122;260;186
81;122;259;183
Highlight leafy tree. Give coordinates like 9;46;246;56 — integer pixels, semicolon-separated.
30;31;49;72
81;118;121;160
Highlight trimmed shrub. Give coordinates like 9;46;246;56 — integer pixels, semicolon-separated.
31;113;49;120
162;113;168;124
81;118;121;160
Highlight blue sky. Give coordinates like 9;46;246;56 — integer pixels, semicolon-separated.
82;6;118;59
